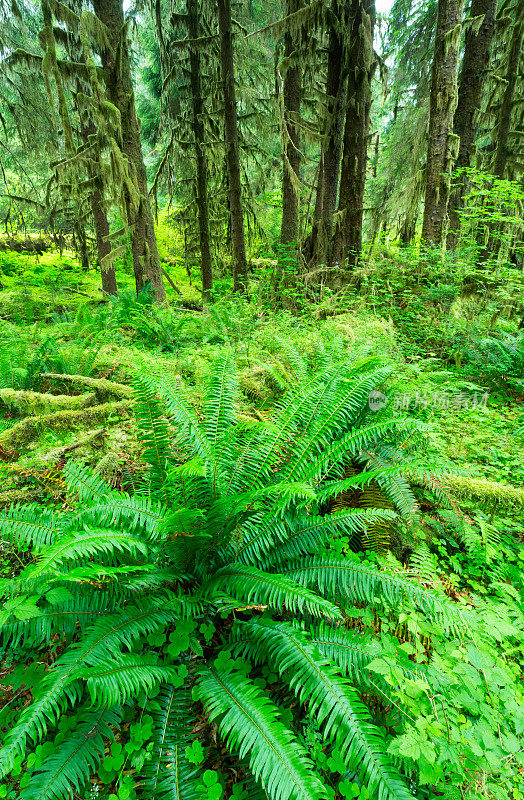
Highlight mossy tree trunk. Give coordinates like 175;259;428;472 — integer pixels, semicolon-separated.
93;0;166;303
421;0;465;245
280;0;302;250
310;0;345;272
331;0;376;273
477;19;523;264
447;0;497;248
217;0;249;295
91;184;118;295
187;0;213;302
491;19;523;179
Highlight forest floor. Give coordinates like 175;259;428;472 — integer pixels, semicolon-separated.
0;244;523;798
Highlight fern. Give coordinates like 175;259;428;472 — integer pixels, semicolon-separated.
144;684;202;800
134;375;173;506
195;665;328;800
284;555;455;626
0;352;479;800
231;619;413;800
19;706;121;800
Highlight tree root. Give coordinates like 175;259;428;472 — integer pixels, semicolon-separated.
40;373;134;401
0;400;133;454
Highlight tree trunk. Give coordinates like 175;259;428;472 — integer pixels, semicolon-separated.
492;21;523;179
476;20;523;266
217;0;249;295
78;117;118;295
93;0;166;302
310;1;345;271
280;0;302;248
187;0;213;301
331;0;376;272
421;0;465;245
91;187;118;295
447;0;497;248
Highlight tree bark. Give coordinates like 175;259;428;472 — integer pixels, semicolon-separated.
476;21;523;264
331;0;376;272
310;0;345;270
93;0;166;302
447;0;497;247
217;0;249;295
280;0;302;248
492;20;523;179
421;0;465;245
187;0;213;301
91;186;118;295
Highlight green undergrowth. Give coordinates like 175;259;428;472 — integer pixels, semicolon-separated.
0;244;523;800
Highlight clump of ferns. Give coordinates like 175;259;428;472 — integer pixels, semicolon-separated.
0;353;468;800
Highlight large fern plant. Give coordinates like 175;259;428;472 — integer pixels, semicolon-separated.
0;354;457;800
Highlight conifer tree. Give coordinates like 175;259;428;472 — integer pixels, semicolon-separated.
187;0;213;300
422;0;465;245
331;0;377;271
489;4;523;180
280;0;302;250
446;0;497;248
93;0;167;302
217;0;249;295
309;0;346;271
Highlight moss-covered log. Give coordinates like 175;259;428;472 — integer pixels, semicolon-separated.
0;488;42;507
40;373;134;401
0;388;96;416
0;400;133;452
444;474;524;511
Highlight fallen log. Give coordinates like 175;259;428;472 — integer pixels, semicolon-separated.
40;373;134;401
0;400;133;452
0;388;96;416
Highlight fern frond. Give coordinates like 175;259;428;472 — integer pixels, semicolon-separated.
155;374;212;462
308;622;429;688
77;495;165;538
145;684;202;800
0;596;182;777
195;665;328;800
0;504;71;550
204;563;342;619
204;352;237;449
258;509;396;570
330;474;396;554
280;365;393;485
77;654;180;705
284;556;454;624
231;619;412;800
0;589;113;649
19;706;121;800
134;376;172;506
361;450;418;522
303;419;425;487
21;528;149;581
63;461;112;503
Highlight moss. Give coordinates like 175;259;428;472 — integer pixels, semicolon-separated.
0;400;134;452
444;474;524;510
0;487;42;506
41;373;134;401
0;388;96;416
